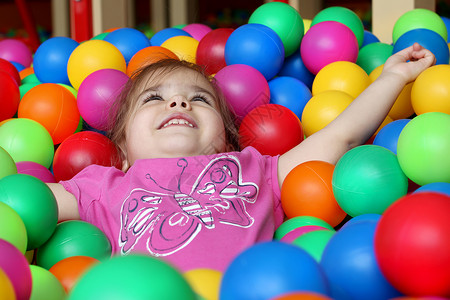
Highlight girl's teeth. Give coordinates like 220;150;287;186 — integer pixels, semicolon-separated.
163;119;194;128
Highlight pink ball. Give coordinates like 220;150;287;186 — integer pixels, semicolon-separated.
280;225;329;243
183;23;213;41
214;64;270;122
16;161;56;183
77;69;129;131
0;239;32;300
300;21;359;74
0;39;33;67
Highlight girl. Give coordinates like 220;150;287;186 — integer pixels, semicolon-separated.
48;43;435;272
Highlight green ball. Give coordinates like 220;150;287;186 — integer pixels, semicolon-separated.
0;146;16;179
69;254;196;300
274;216;334;240
0;174;57;250
249;1;304;56
0;118;54;168
58;83;78;97
22;73;41;84
91;32;109;40
292;229;335;262
332;145;408;217
311;6;364;48
29;265;66;300
0;201;27;253
36;220;112;270
392;8;448;44
397;112;450;186
19;82;41;99
356;42;393;75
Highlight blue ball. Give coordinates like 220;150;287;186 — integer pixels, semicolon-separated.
220;241;330;299
10;61;25;72
268;76;311;119
414;182;450;196
33;36;79;85
441;16;450;43
321;222;402;300
361;30;380;48
373;119;410;155
104;28;151;64
278;49;315;89
225;23;285;80
340;214;381;230
150;27;191;46
393;28;450;65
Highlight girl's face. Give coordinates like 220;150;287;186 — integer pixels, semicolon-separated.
123;67;227;166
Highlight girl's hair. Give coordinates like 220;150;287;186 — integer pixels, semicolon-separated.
107;58;240;165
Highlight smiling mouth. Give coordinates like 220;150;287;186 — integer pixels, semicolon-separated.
161;118;195;128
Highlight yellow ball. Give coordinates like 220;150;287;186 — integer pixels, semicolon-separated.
312;61;371;99
161;36;199;63
301;90;354;137
411;64;450;115
67;40;126;90
0;268;16;300
370;64;414;120
303;19;312;34
183;268;222;300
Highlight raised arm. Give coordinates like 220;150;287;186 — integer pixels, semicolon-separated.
47;183;80;222
278;43;436;185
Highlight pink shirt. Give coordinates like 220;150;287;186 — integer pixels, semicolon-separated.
61;147;284;272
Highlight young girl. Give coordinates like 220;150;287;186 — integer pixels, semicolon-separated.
48;43;435;272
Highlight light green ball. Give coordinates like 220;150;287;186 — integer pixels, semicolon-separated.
0;146;16;179
29;265;66;300
274;216;334;240
0;201;27;253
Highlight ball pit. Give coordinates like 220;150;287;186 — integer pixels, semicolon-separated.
196;28;233;75
29;265;66;300
127;45;178;76
104;27;151;64
0;39;33;67
15;161;56;183
280;225;331;244
373;119;410;154
182;23;212;41
150;27;192;46
0;70;20;122
274;216;334;241
277;50;315;89
161;35;199;63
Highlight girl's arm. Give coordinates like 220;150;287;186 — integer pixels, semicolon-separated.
278;43;436;185
47;183;80;222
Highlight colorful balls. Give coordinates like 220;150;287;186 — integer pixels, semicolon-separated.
0;146;16;179
0;57;21;85
225;23;285;80
161;35;199;63
411;64;450;115
127;46;178;76
332;145;408;217
29;265;66;300
52;131;122;182
274;216;334;240
280;225;331;244
356;42;393;75
214;64;270;122
103;27;151;64
184;268;222;300
16;161;56;183
0;70;20;122
69;254;196;300
183;23;212;41
0;201;27;253
18;83;80;144
277;50;315;89
374;192;450;296
300;21;359;75
292;229;335;262
33;36;79;85
396;112;450;185
0;39;33;67
150;27;191;46
281;160;346;227
67;40;126;90
77;69;129;131
248;1;304;56
36;220;112;270
373;119;410;154
0;118;54;168
239;104;304;156
220;241;330;299
301;90;353;137
392;8;448;44
196;28;233;75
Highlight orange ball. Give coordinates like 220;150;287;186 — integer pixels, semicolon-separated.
272;291;332;300
281;160;346;227
49;255;99;293
127;46;179;77
18;83;80;144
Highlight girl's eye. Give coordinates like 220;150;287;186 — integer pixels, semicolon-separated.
191;95;211;105
143;94;163;103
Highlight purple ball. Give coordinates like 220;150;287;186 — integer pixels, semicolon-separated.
183;23;212;41
0;39;33;67
16;161;56;183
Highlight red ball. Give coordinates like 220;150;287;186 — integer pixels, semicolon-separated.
239;104;303;156
0;58;20;85
52;131;122;182
0;70;20;122
196;28;233;75
374;192;450;297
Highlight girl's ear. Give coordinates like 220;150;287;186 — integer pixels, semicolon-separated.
121;159;130;172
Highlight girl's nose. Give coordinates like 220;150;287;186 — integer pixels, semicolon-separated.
167;95;191;110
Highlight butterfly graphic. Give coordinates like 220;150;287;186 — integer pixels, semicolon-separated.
118;155;258;256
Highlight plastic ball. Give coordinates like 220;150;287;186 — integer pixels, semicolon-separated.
0;268;16;300
300;21;359;75
29;265;66;300
332;145;408;217
67;40;126;90
301;90;353;137
214;64;270;122
196;28;233;75
239;104;304;156
19;66;34;80
69;254;196;300
340;213;381;230
312;61;370;98
103;27;151;64
33;36;79;85
292;229;335;262
0;146;16;179
10;60;25;72
0;57;21;85
272;291;332;300
225;23;285;80
36;220;111;270
49;255;100;293
52;131;122;182
18;83;80;144
0;70;20;122
411;64;450;115
392;8;448;44
184;268;222;300
127;46;178;76
397;112;450;185
277;49;315;89
274;216;334;241
357;42;393;75
220;241;330;299
373;119;410;154
161;35;199;63
374;192;450;296
279;225;331;243
150;27;192;46
16;161;56;183
183;23;212;41
269;76;312;120
248;1;304;57
361;30;380;47
0;201;27;253
281;160;346;227
414;182;450;196
77;69;129;131
19;82;40;98
0;39;33;67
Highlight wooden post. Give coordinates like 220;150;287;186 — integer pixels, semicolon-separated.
52;0;70;37
92;0;130;36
